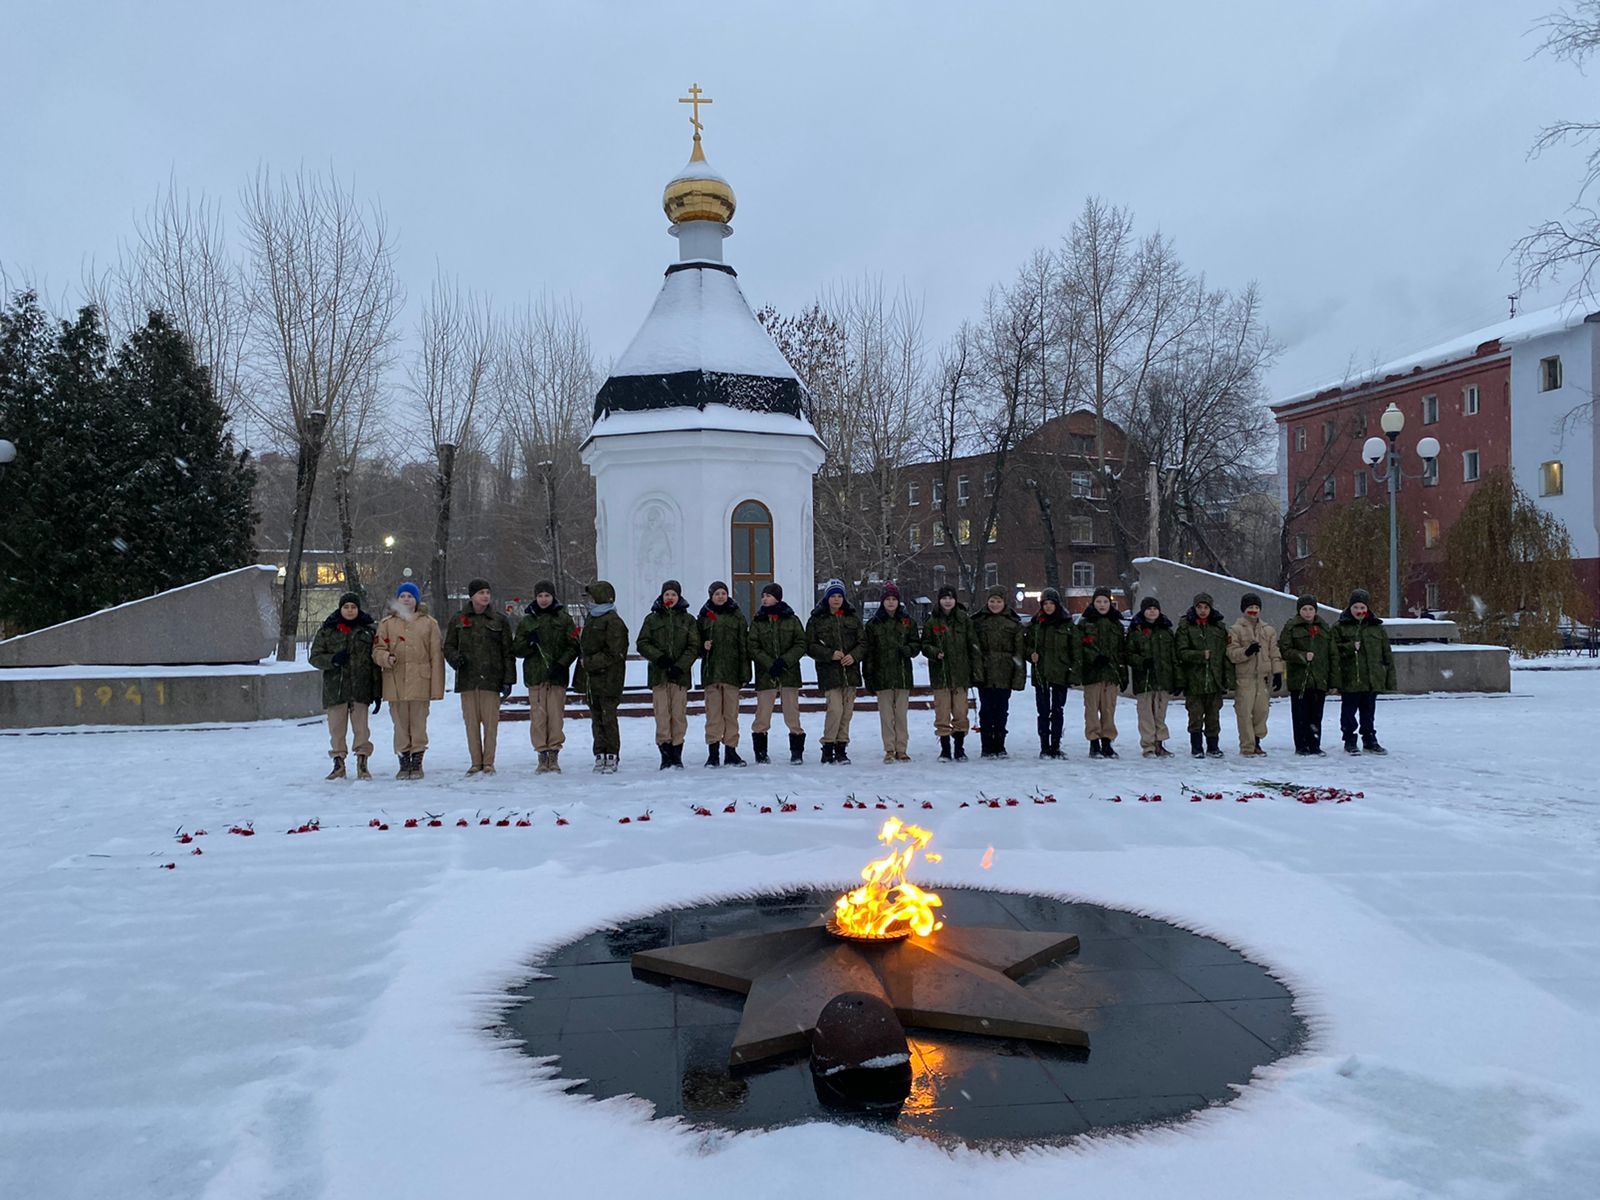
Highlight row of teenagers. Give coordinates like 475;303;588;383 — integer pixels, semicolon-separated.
309;576;1396;779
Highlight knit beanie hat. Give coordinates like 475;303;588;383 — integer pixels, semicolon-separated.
986;585;1007;601
660;579;683;597
708;580;730;597
338;591;361;608
880;581;901;602
1193;591;1214;607
395;581;421;605
466;578;491;596
1296;594;1317;609
823;578;846;601
534;579;556;598
1349;588;1372;607
761;582;784;601
1141;596;1161;614
1092;586;1113;602
936;585;957;601
1041;586;1061;605
1240;592;1262;612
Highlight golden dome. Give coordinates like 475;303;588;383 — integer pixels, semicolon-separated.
663;139;736;226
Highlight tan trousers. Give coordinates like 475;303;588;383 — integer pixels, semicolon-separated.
704;682;742;746
1082;681;1119;741
1136;691;1171;751
652;683;688;745
1234;674;1271;751
877;689;910;756
753;686;803;735
931;687;970;736
326;703;373;759
528;682;566;752
389;699;431;755
823;688;857;743
460;690;502;768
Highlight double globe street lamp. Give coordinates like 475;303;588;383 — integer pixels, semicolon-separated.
1362;403;1440;617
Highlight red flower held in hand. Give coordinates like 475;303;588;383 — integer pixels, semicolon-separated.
461;618;472;627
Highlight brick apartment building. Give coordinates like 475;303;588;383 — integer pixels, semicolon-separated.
888;410;1146;614
1273;304;1600;617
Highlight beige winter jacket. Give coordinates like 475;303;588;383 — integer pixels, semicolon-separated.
373;606;446;702
1226;615;1284;682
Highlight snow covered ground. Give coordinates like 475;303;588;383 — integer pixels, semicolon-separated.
1;668;1597;1199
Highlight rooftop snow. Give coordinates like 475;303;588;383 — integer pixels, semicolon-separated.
588;402;821;441
666;149;730;187
609;264;799;380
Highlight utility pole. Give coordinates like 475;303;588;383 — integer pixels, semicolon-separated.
1146;461;1160;559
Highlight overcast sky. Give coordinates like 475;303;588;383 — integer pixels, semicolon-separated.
3;0;1593;410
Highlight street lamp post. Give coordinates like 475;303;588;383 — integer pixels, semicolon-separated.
1363;403;1440;617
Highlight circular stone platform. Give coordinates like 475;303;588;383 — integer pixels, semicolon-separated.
501;887;1306;1147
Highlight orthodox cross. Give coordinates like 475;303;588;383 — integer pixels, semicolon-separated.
678;83;713;140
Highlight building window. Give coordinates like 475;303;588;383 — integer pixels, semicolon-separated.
1424;518;1441;549
1294;533;1310;560
931;480;944;505
1353;471;1367;499
983;470;996;497
1353;411;1368;436
731;500;774;615
960;563;976;593
1463;450;1480;482
1425;581;1440;611
1069;432;1095;456
313;562;345;586
957;475;970;506
1322;418;1336;445
908;524;921;549
1322;475;1336;501
1540;356;1563;391
958;518;973;545
932;564;946;592
1422;456;1439;487
1463;385;1479;415
1541;460;1564;496
985;520;998;544
932;520;945;546
908;480;920;506
984;562;999;589
1293;479;1307;506
1070;515;1093;544
1422;394;1439;425
1071;561;1094;588
1071;471;1091;498
1294;426;1307;452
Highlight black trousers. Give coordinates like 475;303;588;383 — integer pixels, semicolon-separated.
977;687;1012;746
1339;691;1378;743
1289;689;1327;752
588;696;621;755
1035;683;1068;742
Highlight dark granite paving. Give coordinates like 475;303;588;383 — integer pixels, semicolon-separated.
502;888;1306;1148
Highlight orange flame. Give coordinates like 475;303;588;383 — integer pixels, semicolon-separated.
980;846;995;870
833;817;944;938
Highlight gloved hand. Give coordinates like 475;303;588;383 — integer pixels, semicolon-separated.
527;631;541;647
331;650;349;668
666;664;684;683
547;666;564;684
1272;672;1283;692
371;698;381;715
1245;642;1261;657
500;682;514;700
1171;685;1184;699
771;657;788;677
1092;652;1108;667
902;644;919;658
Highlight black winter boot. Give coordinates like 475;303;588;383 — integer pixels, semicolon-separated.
752;732;769;764
821;742;836;764
953;732;968;761
994;733;1009;759
1099;738;1118;759
939;736;953;762
705;744;721;768
789;732;805;764
1190;731;1205;758
1039;735;1052;759
671;744;685;769
1089;740;1104;759
722;744;747;767
1051;735;1065;759
1206;735;1224;758
1344;736;1360;755
659;743;673;771
1362;738;1387;755
834;743;852;765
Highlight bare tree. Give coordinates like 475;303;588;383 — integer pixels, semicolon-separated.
241;167;401;659
410;274;495;613
328;366;388;604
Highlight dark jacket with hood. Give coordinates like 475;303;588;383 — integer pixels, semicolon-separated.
1174;606;1234;695
807;597;867;691
636;591;699;688
750;600;807;689
1281;613;1337;693
577;582;628;701
863;603;921;692
443;602;517;694
309;606;378;708
1332;609;1396;693
698;596;751;688
922;602;980;690
1125;610;1179;694
972;603;1027;690
1028;603;1076;688
1076;605;1127;687
513;599;579;689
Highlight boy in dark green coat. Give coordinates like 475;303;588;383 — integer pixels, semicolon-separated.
442;577;516;776
698;580;750;767
636;579;699;770
922;585;979;761
1174;591;1233;758
1280;594;1336;756
578;580;628;773
1077;586;1127;758
807;578;866;764
863;581;920;762
512;580;579;773
1028;587;1075;759
972;587;1027;758
1126;596;1178;758
750;582;807;764
309;591;379;780
1332;588;1396;755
